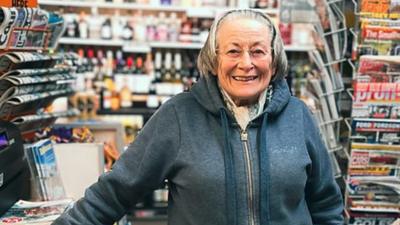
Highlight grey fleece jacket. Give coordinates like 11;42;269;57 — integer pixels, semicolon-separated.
52;75;344;225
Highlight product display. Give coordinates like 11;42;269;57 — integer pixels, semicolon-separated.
345;1;400;224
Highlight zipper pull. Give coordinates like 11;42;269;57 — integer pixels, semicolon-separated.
240;130;248;141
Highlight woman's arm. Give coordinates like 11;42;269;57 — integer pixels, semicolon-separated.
52;102;181;225
302;104;344;225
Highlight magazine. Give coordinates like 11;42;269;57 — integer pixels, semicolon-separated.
360;0;400;18
347;210;399;225
351;118;400;145
24;139;66;201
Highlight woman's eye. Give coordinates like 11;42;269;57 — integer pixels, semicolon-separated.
251;49;266;56
226;49;241;56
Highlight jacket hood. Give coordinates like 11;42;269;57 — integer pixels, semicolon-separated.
191;75;291;117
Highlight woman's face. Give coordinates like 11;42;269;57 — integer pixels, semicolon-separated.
215;18;274;106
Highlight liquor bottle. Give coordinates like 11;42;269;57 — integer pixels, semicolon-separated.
168;13;181;42
163;51;172;82
101;18;113;40
144;52;154;75
112;11;123;40
64;14;76;38
145;15;157;41
121;20;134;41
115;50;125;73
180;15;192;42
156;12;168;41
172;52;184;94
120;81;132;108
135;56;144;74
102;78;113;110
78;11;89;39
105;50;114;77
147;81;159;108
125;56;135;74
88;8;102;39
110;82;120;111
133;11;146;42
154;51;163;82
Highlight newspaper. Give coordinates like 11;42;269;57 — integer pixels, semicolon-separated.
11;109;78;134
0;52;64;74
0;88;74;118
0;7;57;50
0;199;73;224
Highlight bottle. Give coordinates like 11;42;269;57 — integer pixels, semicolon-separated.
144;52;154;75
120;80;132;108
180;15;192;42
88;7;102;39
121;20;134;41
125;56;135;74
115;50;125;73
163;51;172;82
105;50;114;77
73;17;80;38
168;13;181;42
102;78;113;110
145;15;157;41
156;12;168;41
172;52;184;94
64;14;76;38
78;11;89;39
154;51;163;82
112;11;123;40
133;11;147;42
135;56;144;74
147;81;159;108
101;18;113;40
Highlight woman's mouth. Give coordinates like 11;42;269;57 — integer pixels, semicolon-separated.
232;76;258;81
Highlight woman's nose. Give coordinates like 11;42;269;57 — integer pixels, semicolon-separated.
237;51;254;71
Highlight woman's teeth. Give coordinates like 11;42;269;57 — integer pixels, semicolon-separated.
232;76;258;81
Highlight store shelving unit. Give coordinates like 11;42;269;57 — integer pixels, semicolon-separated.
38;0;278;18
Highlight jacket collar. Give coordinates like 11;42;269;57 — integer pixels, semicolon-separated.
191;74;291;117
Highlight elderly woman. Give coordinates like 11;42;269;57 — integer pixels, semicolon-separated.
53;9;344;225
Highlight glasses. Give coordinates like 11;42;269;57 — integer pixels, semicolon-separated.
217;47;273;61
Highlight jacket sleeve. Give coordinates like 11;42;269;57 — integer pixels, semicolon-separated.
52;102;181;225
302;105;344;225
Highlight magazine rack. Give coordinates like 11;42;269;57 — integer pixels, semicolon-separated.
304;0;348;179
344;1;400;224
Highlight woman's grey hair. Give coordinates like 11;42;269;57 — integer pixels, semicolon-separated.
197;9;288;81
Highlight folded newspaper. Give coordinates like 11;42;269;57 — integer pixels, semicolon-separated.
0;199;73;224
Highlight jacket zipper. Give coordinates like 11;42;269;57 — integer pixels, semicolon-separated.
240;129;256;225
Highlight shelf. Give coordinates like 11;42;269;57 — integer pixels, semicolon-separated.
149;41;203;49
59;38;124;47
97;108;158;115
283;45;315;52
59;38;315;52
39;0;187;12
59;38;204;51
39;0;279;18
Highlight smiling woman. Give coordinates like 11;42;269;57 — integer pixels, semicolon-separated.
52;9;344;225
215;18;274;106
